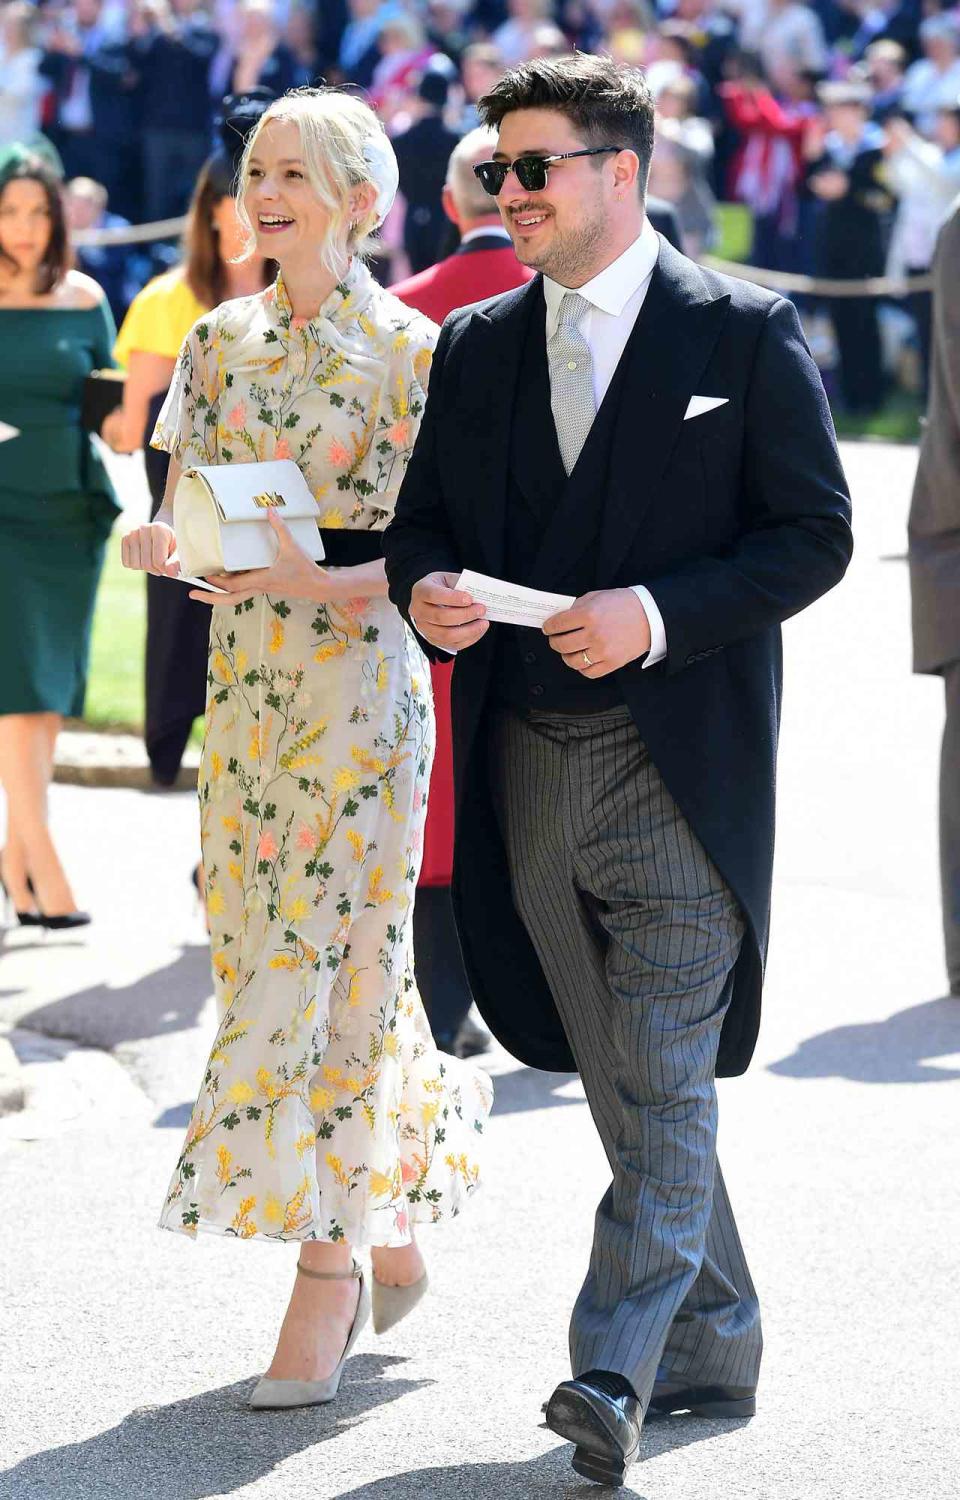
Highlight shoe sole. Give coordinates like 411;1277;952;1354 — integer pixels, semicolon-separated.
544;1389;639;1488
648;1394;757;1419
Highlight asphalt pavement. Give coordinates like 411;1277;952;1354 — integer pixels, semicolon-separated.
0;440;958;1500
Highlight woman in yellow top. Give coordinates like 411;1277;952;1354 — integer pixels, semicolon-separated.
105;114;271;787
120;88;492;1409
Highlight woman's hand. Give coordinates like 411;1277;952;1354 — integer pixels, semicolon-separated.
188;509;335;607
101;408;138;453
120;518;179;576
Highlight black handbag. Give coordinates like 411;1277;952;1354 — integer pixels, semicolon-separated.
81;368;126;433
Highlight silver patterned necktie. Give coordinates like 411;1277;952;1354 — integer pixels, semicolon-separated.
548;290;596;476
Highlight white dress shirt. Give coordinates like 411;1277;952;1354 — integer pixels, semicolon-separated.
542;218;667;667
459;225;513;246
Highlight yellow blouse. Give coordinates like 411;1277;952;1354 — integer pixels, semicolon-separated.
113;268;207;368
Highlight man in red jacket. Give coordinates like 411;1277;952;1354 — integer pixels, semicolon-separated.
391;124;536;318
390;126;535;1059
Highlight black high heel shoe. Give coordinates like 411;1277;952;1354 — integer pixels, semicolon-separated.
0;863;42;927
37;911;92;931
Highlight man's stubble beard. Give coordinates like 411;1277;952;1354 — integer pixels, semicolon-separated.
520;198;608;286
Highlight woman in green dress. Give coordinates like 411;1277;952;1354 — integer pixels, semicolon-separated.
0;150;120;927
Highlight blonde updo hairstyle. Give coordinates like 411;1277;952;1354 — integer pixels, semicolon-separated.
236;87;388;277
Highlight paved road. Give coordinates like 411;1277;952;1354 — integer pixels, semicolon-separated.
1;441;958;1500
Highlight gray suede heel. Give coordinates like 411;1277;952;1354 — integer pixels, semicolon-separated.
371;1270;428;1335
249;1259;370;1409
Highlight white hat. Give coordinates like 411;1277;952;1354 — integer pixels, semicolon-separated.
362;129;400;226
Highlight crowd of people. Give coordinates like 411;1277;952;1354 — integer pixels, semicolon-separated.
2;0;960;409
1;30;959;1486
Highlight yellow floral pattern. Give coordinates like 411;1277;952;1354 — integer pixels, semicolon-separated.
152;259;492;1245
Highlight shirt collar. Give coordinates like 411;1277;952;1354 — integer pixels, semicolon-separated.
460;225;512;245
543;218;660;337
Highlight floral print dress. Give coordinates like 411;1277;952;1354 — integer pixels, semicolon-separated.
152;259;492;1246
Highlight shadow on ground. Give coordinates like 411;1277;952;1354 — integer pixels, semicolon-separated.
0;1355;425;1500
8;943;211;1054
488;1066;584;1117
768;996;960;1082
332;1413;748;1499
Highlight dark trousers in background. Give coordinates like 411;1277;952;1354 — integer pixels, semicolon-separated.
143;395;209;785
490;705;762;1403
828;293;885;414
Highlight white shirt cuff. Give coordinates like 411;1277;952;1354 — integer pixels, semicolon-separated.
631;585;666;667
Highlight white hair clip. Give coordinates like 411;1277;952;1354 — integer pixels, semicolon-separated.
361;129;399;226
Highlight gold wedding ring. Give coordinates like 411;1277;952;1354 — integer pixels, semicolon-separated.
582;651;593;667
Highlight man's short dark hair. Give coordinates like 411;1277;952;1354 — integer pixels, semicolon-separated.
477;52;656;198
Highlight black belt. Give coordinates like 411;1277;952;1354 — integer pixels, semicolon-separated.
319;529;383;566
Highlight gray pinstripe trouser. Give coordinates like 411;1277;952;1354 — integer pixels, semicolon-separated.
489;705;763;1405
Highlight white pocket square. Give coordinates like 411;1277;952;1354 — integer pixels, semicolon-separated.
684;395;729;421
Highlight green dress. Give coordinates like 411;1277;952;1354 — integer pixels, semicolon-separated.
0;301;121;717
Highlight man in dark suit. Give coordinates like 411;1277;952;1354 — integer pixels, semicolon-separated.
807;80;897;414
391;126;534;1061
383;53;852;1486
392;60;463;274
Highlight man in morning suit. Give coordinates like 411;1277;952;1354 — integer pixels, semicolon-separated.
383;54;853;1486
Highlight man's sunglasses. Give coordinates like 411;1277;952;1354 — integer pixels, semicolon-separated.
472;146;624;197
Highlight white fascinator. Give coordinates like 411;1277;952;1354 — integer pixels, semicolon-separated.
361;128;400;226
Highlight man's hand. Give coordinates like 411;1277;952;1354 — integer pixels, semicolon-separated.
543;589;651;677
409;572;488;653
809;168;848;202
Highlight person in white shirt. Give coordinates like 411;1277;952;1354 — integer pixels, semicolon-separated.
884;105;960;391
385;50;852;1487
901;16;960;137
0;4;44;148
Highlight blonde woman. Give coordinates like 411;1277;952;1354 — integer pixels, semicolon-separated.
120;88;492;1408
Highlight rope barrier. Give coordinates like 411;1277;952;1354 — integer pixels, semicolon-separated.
70;214;934;297
699;254;933;298
73;215;186;248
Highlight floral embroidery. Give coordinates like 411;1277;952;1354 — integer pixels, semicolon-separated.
152;259;492;1245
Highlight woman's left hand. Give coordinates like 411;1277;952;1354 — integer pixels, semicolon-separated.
101;408;137;453
188;509;335;606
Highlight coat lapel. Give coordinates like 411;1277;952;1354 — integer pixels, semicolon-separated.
596;239;730;584
461;278;543;576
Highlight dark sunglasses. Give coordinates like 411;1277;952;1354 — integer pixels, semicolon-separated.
472;146;624;197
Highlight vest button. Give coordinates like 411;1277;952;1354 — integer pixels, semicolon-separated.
523;651;536;665
531;684;544;697
567;361;577;371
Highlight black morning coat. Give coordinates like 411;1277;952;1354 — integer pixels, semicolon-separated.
383;236;854;1079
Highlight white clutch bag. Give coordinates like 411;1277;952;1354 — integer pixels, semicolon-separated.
173;459;325;576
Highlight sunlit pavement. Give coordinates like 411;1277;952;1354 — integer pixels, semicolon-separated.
1;440;957;1500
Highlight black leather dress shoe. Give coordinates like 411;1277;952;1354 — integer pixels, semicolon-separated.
544;1369;642;1487
648;1378;757;1419
454;1015;491;1057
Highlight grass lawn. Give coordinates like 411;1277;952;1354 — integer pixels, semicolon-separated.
84;530;146;732
83;531;203;743
832;389;924;445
